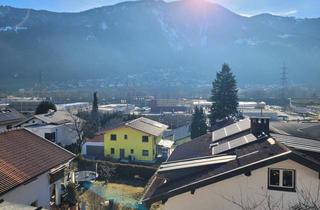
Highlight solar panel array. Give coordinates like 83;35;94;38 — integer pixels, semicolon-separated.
272;134;320;153
212;134;257;155
212;118;251;142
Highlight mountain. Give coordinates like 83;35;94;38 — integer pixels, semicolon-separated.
0;0;319;89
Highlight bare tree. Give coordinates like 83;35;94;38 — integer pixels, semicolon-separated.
223;185;320;210
67;110;86;153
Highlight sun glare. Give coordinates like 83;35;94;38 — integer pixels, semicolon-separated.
183;0;210;15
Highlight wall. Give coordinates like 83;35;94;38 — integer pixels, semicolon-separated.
82;142;104;156
104;126;157;161
0;172;51;208
165;159;320;210
27;123;77;146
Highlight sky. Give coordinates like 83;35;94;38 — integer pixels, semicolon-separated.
0;0;319;18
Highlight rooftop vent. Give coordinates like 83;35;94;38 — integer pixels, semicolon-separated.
250;117;270;137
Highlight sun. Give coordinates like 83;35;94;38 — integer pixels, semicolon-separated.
182;0;211;15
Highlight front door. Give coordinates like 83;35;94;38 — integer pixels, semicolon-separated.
120;149;125;159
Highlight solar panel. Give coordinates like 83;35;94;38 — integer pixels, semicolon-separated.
212;134;257;155
159;155;237;172
212;118;251;142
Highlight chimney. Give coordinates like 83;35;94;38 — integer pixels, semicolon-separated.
250;117;270;137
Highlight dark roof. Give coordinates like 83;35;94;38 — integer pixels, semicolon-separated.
168;133;212;161
0;129;75;195
142;138;294;205
142;119;320;206
0;108;25;126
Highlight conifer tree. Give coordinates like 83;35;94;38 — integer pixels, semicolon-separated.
210;63;238;128
92;91;98;115
35;101;57;114
190;106;208;139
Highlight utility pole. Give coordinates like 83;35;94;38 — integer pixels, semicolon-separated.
37;70;43;98
280;64;288;103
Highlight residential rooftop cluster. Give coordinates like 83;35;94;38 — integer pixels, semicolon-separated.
0;95;319;209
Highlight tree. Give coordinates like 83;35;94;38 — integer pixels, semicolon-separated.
190;106;207;139
64;183;78;207
210;63;238;128
88;91;100;136
66;110;85;154
35;100;57;114
92;91;98;115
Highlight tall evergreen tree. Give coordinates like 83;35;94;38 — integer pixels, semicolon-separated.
210;63;238;128
88;91;99;135
92;91;98;114
190;106;208;139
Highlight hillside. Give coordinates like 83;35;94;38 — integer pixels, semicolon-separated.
0;0;319;89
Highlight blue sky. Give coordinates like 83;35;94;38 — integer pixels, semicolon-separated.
0;0;319;18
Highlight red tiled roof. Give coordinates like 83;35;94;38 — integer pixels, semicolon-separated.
87;133;104;143
0;129;75;195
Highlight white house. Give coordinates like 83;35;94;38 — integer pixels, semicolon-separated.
142;117;320;210
0;129;75;209
16;110;81;146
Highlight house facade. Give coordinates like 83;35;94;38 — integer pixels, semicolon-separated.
0;129;75;208
104;117;168;162
164;159;319;210
16;110;80;146
142;117;320;209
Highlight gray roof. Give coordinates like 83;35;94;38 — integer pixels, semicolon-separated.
271;122;320;140
0;108;25;126
34;111;76;125
0;200;47;210
272;133;320;153
125;117;168;136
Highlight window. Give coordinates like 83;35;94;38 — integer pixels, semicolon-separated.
124;134;128;140
45;132;56;142
142;136;149;143
131;149;134;154
110;134;117;141
142;150;149;156
268;168;295;192
111;148;115;154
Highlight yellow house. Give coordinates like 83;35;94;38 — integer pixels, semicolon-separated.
104;117;168;162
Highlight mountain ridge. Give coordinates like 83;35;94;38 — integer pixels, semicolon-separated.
0;0;319;89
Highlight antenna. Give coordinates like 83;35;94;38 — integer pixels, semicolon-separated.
280;63;288;101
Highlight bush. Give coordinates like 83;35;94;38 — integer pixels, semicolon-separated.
64;183;78;207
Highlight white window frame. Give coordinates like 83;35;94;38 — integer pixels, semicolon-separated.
268;168;295;190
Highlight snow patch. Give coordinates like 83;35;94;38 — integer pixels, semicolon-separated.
100;22;108;31
0;26;27;32
278;34;292;39
235;38;261;46
85;35;96;41
152;8;183;51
